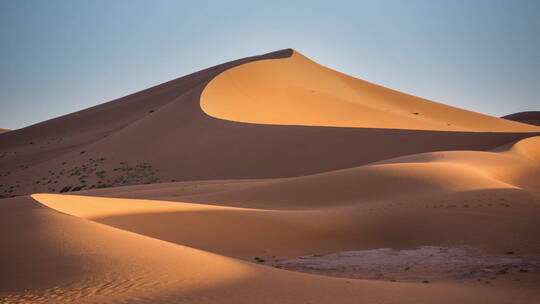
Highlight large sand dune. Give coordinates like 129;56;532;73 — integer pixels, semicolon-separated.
1;49;539;197
1;49;540;303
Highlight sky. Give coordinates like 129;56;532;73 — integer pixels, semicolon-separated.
1;0;539;130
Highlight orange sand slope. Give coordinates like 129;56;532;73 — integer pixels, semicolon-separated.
202;51;540;132
3;196;535;304
0;128;9;133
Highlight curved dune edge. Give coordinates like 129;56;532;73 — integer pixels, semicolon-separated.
507;135;540;163
0;128;10;133
28;136;540;261
0;196;258;303
73;136;540;210
4;200;530;304
24;187;540;303
201;50;540;132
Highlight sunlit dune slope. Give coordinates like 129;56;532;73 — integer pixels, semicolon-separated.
202;51;540;132
3;196;525;304
32;182;540;260
374;135;540;193
0;128;9;133
0;196;253;303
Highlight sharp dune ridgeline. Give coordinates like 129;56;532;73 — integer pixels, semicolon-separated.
1;49;540;303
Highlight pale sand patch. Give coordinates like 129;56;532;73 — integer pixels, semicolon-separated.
265;246;540;281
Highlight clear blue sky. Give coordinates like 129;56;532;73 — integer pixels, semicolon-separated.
1;0;539;130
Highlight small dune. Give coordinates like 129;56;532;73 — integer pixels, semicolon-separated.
502;111;540;126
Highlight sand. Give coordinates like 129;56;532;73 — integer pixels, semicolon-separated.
1;49;539;198
503;111;540;126
1;49;540;303
202;51;540;132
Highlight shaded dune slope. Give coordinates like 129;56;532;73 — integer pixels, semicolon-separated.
1;50;539;197
502;111;540;126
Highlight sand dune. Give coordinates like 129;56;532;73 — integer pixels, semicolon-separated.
41;136;539;260
0;196;255;303
77;136;540;209
503;111;540;126
2;49;540;303
4;195;535;304
0;128;9;133
202;51;540;132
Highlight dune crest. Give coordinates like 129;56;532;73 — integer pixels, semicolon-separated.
201;51;540;132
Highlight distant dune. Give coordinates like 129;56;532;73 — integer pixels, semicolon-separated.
0;128;9;133
1;49;539;303
502;111;540;126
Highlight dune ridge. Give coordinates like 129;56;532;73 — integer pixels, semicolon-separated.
201;51;540;132
5;195;537;304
